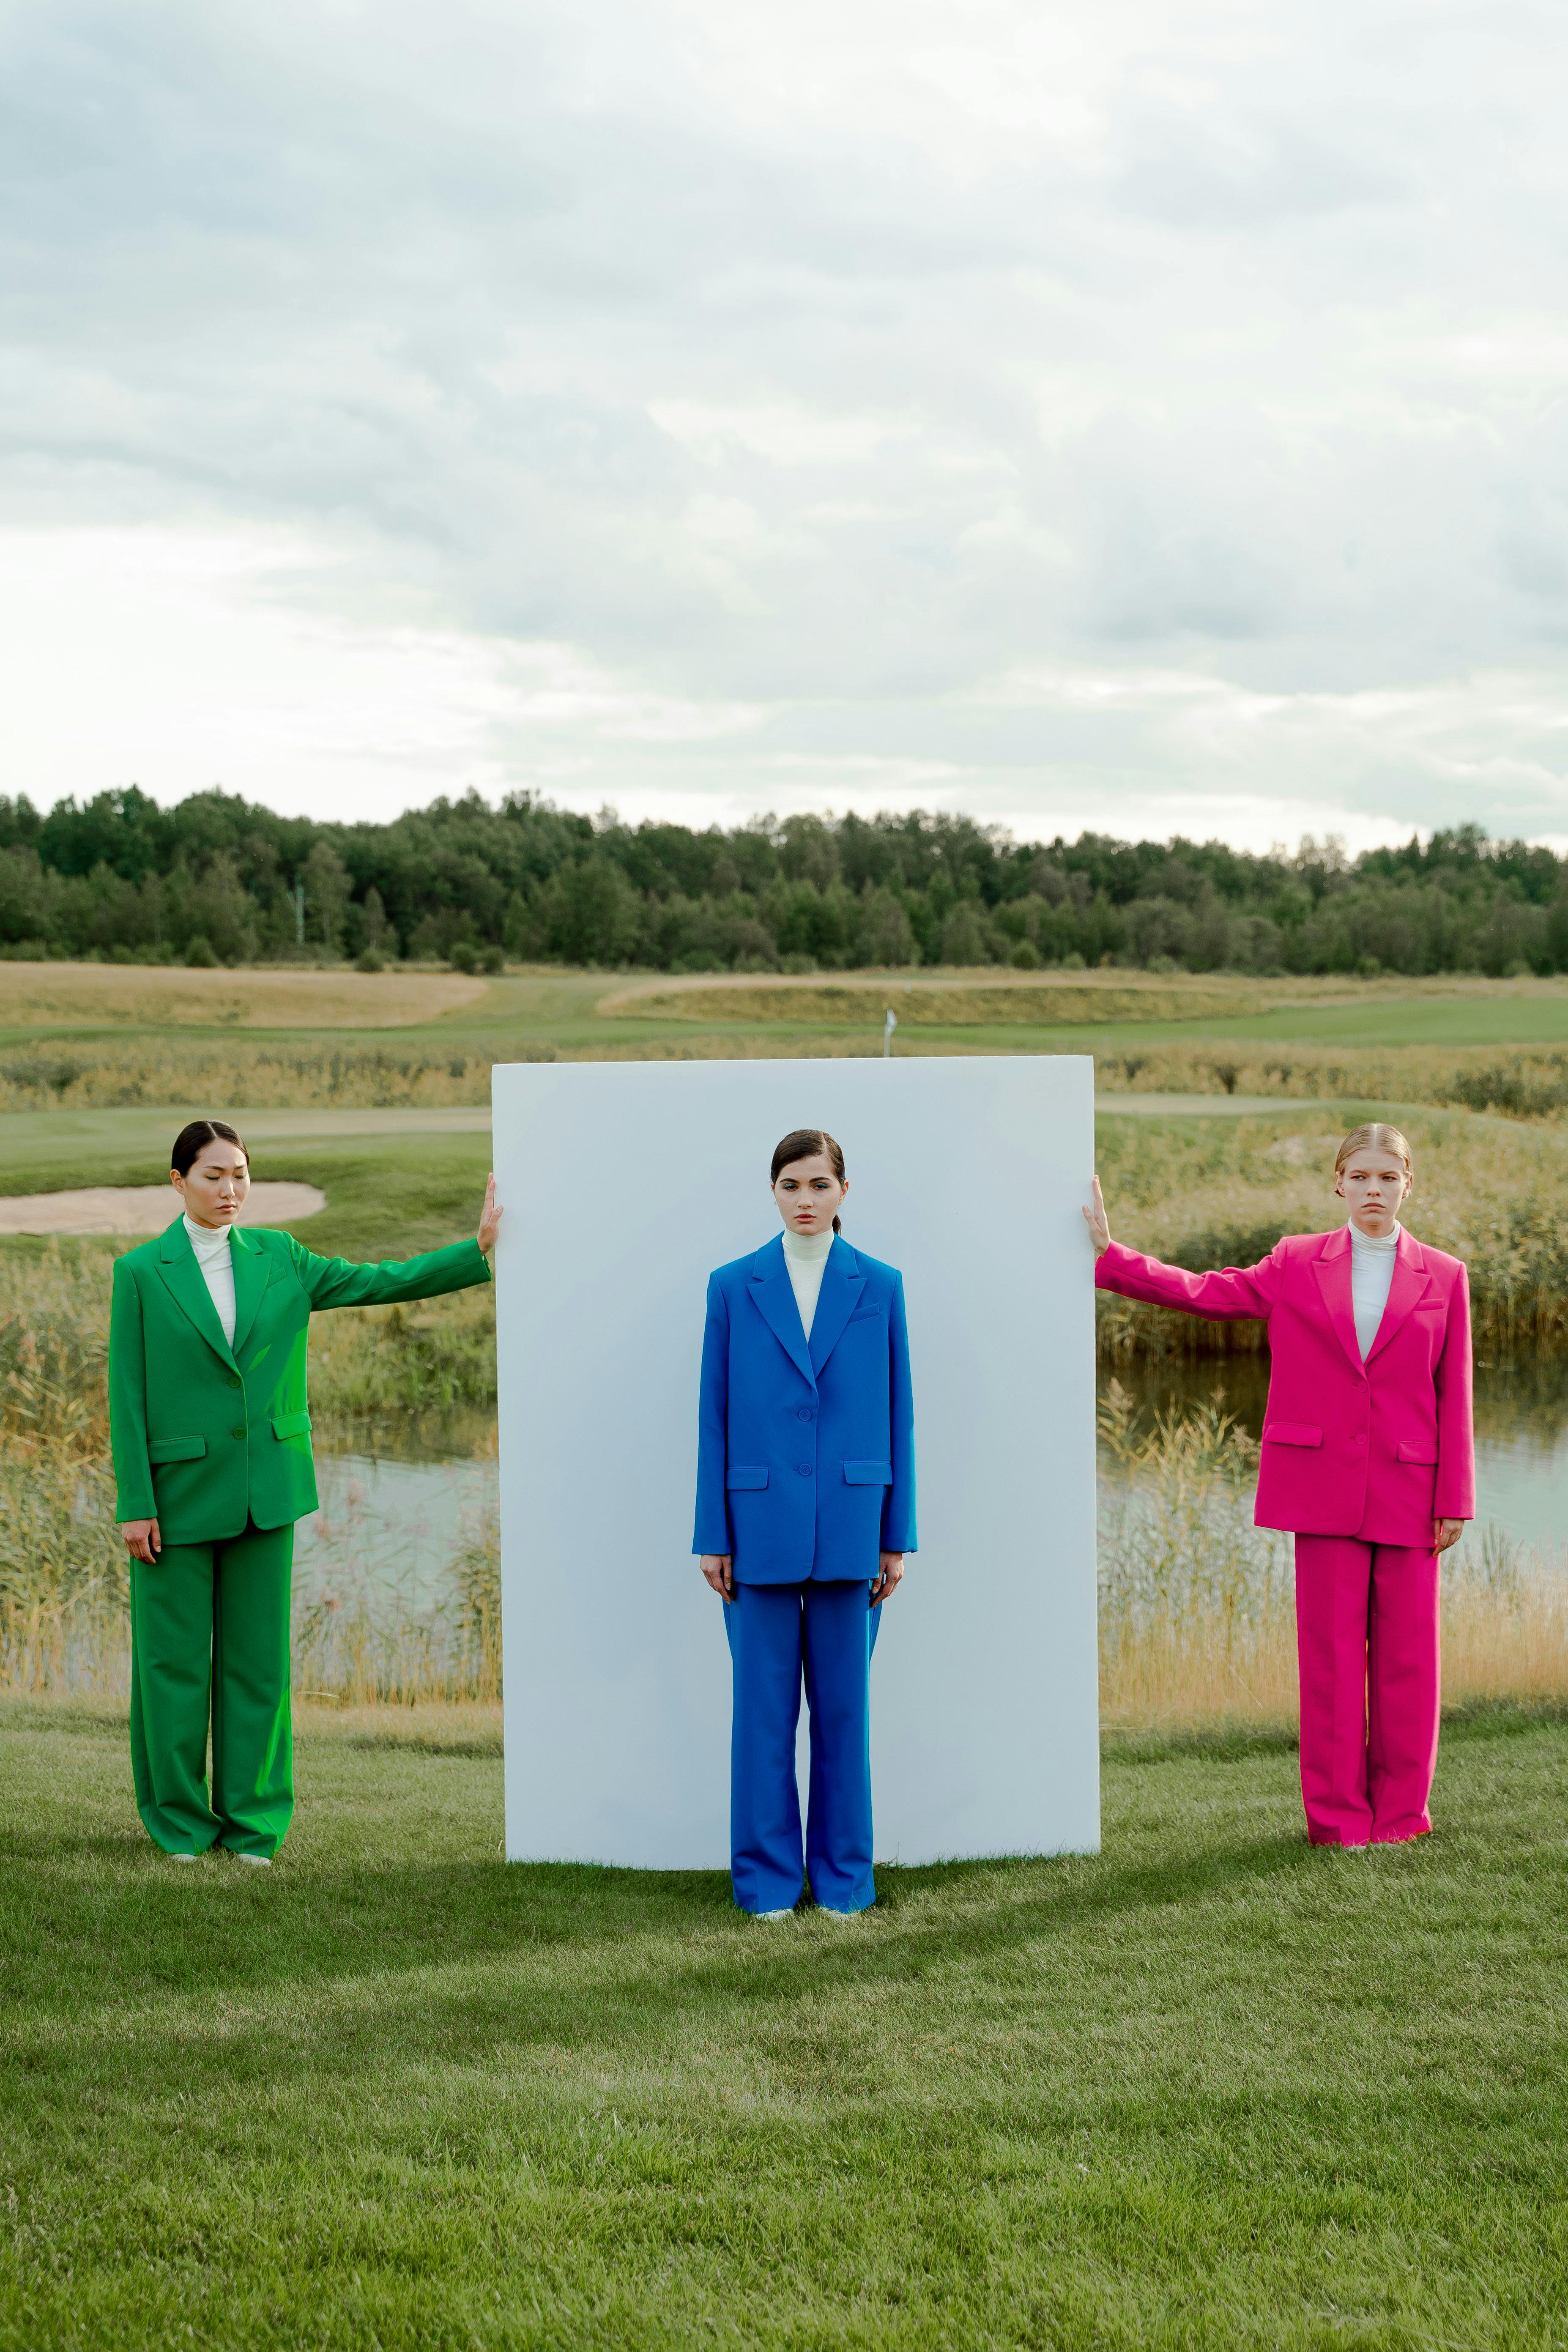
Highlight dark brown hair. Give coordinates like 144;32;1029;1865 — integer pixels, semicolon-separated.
770;1128;846;1233
171;1119;249;1178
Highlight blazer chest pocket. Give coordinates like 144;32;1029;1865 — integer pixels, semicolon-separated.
843;1460;893;1484
272;1411;312;1442
1397;1440;1439;1464
148;1435;206;1464
848;1305;881;1323
726;1465;769;1490
1262;1423;1322;1448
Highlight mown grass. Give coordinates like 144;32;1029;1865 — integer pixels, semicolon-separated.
3;1699;1565;2350
6;967;1568;1115
0;961;487;1029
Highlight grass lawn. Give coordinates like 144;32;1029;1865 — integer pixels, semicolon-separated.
3;1702;1564;2349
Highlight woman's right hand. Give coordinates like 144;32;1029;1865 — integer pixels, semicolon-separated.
120;1518;161;1564
1082;1175;1112;1258
701;1553;734;1601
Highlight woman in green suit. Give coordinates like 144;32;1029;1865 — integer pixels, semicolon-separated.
109;1117;502;1865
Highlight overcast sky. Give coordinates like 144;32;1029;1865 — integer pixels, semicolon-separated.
2;0;1565;850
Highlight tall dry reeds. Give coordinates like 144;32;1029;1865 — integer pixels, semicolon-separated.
1097;1380;1568;1734
293;1499;501;1707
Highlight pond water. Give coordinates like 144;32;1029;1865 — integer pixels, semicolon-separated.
297;1354;1568;1606
1103;1354;1568;1555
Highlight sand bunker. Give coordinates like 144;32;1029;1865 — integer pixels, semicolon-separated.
0;1183;326;1236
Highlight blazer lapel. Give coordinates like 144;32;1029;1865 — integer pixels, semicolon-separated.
229;1227;272;1361
156;1218;238;1373
747;1238;815;1386
808;1238;863;1375
1311;1227;1364;1374
1365;1228;1433;1364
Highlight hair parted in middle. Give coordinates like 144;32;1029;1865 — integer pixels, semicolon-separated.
771;1128;846;1233
1334;1121;1414;1183
171;1117;249;1178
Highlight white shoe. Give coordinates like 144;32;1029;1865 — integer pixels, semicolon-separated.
232;1851;271;1867
1341;1843;1369;1852
815;1906;862;1919
752;1907;794;1921
167;1851;197;1864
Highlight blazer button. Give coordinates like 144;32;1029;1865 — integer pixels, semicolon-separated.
232;1426;246;1441
228;1375;241;1390
1352;1433;1366;1446
797;1409;813;1421
796;1463;812;1476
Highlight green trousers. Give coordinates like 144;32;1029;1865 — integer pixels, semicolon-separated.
128;1519;295;1858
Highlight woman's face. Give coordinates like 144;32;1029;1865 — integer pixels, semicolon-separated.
172;1139;251;1229
772;1152;846;1238
1336;1150;1410;1238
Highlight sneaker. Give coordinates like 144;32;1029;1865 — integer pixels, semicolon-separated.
752;1907;793;1921
167;1851;197;1864
232;1851;271;1867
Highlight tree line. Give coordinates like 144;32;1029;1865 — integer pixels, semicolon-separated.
1;785;1565;977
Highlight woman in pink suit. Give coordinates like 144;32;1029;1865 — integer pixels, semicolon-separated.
1086;1123;1473;1848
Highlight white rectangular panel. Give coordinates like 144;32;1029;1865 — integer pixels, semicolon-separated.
493;1055;1099;1869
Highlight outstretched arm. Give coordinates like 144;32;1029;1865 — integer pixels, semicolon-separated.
1085;1175;1277;1320
297;1177;502;1311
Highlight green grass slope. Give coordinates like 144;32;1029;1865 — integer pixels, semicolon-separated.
3;1704;1564;2349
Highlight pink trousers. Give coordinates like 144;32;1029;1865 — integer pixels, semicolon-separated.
1292;1536;1440;1846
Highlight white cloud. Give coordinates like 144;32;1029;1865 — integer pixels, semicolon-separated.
0;0;1565;846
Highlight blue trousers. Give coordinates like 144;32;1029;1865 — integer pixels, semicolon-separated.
724;1578;881;1914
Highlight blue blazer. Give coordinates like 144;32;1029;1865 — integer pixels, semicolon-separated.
693;1234;916;1584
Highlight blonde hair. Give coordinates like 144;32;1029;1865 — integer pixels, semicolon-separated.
1334;1122;1413;1180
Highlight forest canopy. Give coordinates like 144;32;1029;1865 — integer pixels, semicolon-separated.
2;785;1564;978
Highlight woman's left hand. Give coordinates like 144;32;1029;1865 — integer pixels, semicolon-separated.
871;1551;904;1605
1434;1518;1464;1553
477;1174;503;1255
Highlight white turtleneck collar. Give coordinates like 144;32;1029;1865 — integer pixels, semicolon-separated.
1348;1219;1401;1253
781;1226;834;1339
182;1212;238;1344
782;1227;834;1265
1348;1218;1401;1358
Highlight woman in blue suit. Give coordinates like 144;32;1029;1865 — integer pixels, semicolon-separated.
694;1128;916;1919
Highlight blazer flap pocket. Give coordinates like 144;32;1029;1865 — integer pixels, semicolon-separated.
848;1305;882;1322
1262;1423;1322;1448
271;1410;312;1442
843;1459;893;1485
725;1464;769;1490
148;1435;206;1464
1397;1439;1439;1464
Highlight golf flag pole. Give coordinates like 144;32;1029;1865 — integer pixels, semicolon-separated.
883;1008;898;1057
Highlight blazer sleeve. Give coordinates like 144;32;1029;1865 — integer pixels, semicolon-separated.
1433;1262;1475;1521
881;1271;917;1554
292;1235;493;1312
107;1257;156;1523
1094;1236;1279;1321
692;1274;731;1556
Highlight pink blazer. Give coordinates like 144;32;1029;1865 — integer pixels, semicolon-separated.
1096;1227;1474;1544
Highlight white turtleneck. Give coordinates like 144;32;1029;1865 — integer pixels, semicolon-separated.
183;1212;237;1347
1349;1219;1401;1361
782;1227;834;1340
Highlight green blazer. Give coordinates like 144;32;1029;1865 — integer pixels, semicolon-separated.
109;1218;493;1543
